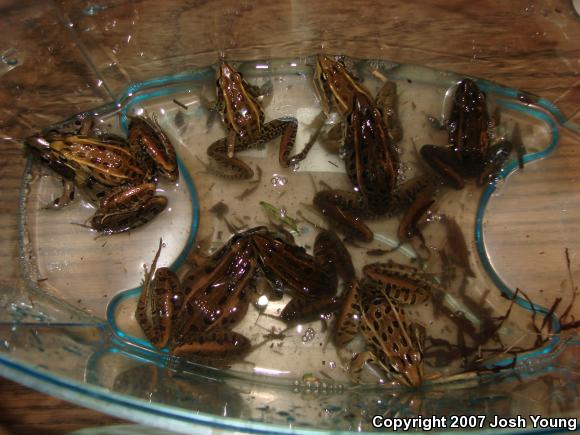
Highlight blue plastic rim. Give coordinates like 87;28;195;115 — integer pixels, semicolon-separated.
475;83;563;369
13;62;575;433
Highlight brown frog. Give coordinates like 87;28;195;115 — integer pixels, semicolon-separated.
421;79;513;189
26;116;178;233
314;91;433;242
334;261;443;388
207;61;313;179
136;227;339;362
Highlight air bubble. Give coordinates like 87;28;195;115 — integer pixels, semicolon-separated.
270;174;287;187
301;327;316;342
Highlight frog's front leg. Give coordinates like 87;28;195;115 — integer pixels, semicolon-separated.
226;130;237;158
199;95;222;132
46;179;76;209
246;81;273;103
319;122;345;154
91;183;168;233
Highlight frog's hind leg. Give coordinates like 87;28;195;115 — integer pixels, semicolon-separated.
91;183;167;233
171;330;252;359
313;190;374;242
206;138;255;179
349;351;383;383
397;184;435;242
477;139;513;186
420;145;465;189
46;178;76;209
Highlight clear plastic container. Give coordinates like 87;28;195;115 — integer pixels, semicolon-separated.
1;1;579;433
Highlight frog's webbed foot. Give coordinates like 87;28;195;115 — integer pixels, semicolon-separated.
420;144;465;189
426;115;447;131
477;139;513;185
45;178;76;209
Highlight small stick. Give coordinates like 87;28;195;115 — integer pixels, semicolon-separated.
540;298;561;332
371;69;388;83
173;99;188;110
559;248;577;324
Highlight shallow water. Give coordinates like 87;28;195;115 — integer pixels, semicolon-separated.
24;56;556;387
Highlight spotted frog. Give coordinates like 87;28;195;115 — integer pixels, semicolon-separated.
314;92;433;242
26;116;178;233
136;227;339;362
334;261;442;388
206;61;313;179
308;55;403;152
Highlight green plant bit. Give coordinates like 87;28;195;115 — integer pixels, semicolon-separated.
260;201;299;233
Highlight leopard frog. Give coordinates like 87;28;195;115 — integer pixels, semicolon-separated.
26;116;178;233
309;55;402;151
334;261;441;388
206;61;313;179
136;227;338;361
314;92;432;242
421;78;513;189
